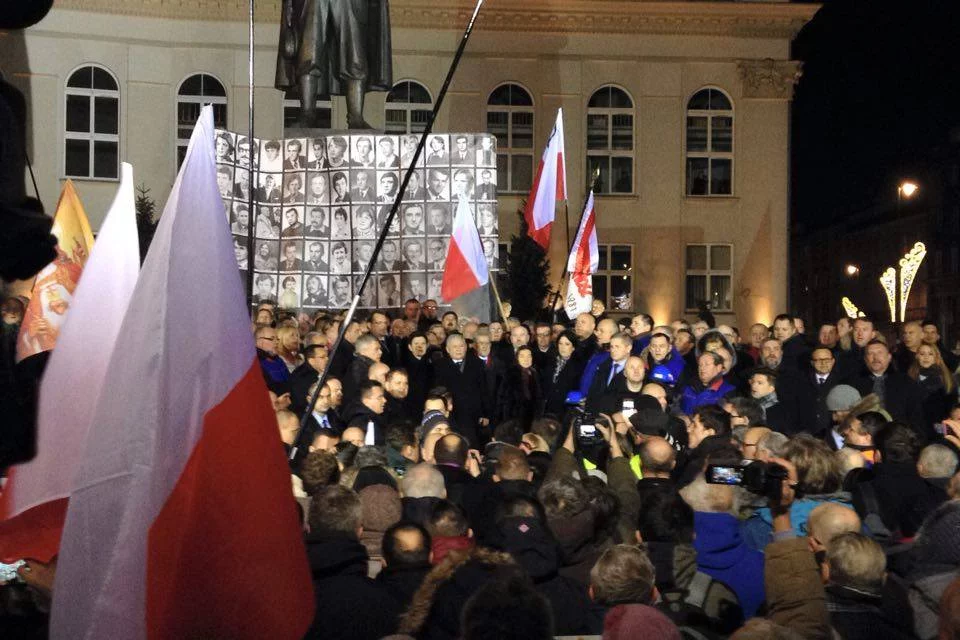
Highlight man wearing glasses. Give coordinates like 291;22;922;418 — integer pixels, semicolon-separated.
255;325;289;385
417;299;439;332
805;346;842;435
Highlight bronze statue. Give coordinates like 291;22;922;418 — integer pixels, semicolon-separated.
276;0;392;130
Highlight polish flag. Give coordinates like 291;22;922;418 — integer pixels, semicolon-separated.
50;107;314;639
564;190;599;318
0;163;140;563
441;197;489;302
523;108;566;250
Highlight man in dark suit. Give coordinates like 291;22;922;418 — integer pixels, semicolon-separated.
369;310;399;367
473;332;505;422
853;339;926;436
476;169;497;200
304;242;328;272
432;334;491;447
343;333;383;405
799;345;848;435
773;313;809;372
585;333;632;412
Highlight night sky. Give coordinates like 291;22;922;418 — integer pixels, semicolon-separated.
791;0;960;229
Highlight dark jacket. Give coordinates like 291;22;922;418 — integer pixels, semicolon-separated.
851;462;947;538
799;369;849;435
341;402;387;446
853;370;925;436
496;364;543;428
289;361;320;416
402;350;432;418
542;354;586;419
825;583;914;640
495;516;601;635
431;354;491;447
780;333;810;372
304;534;401;640
584;357;626;413
401;496;442;528
375;562;432;609
344;353;376;404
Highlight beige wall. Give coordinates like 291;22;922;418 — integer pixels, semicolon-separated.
1;2;810;327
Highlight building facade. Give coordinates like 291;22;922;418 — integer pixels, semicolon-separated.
1;0;816;327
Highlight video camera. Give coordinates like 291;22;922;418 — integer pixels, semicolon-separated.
705;460;788;502
564;391;606;448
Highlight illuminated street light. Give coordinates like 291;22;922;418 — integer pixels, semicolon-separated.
898;181;919;199
845;264;859;276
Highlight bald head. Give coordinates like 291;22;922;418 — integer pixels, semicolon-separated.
368;362;390;384
596;318;619;344
400;463;446;499
277;410;299;445
638;437;676;478
341;426;365;446
808;503;861;551
494;445;532;481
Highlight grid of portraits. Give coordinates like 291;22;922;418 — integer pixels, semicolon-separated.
217;130;499;310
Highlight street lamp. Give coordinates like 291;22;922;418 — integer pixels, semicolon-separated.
845;264;859;276
898;181;919;199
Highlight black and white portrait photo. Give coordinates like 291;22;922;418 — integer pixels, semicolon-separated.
280;207;304;237
425;203;450;236
302;274;328;306
304;206;329;238
376;136;400;168
304;241;329;272
254;240;279;271
279;240;303;272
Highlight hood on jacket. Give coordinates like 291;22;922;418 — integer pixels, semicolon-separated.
547;507;596;564
305;534;370;579
692;512;750;571
496;516;560;581
695;329;737;369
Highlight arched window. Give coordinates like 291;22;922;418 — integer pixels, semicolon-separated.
64;64;119;179
586;85;633;194
283;91;333;130
384;80;432;135
486;83;534;193
177;73;227;167
685;88;733;196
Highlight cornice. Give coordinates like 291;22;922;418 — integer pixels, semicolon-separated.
737;58;803;99
49;1;819;39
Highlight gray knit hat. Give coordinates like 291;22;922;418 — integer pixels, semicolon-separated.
826;384;861;411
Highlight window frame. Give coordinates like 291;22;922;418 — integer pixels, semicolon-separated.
684;243;735;312
592;243;635;312
486;82;535;194
384;80;433;135
282;93;334;131
176;73;228;168
684;86;735;197
585;84;635;196
63;63;121;181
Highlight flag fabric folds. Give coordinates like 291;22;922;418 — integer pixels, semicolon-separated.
523;108;566;250
564;190;599;318
0;163;140;564
50;106;314;639
441;197;490;302
16;180;95;362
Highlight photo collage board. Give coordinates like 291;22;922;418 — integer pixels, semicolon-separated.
215;130;500;311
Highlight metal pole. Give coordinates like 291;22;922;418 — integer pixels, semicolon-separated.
244;0;256;308
291;0;487;460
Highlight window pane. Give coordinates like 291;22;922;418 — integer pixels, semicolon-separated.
610;245;631;271
711;275;732;310
93;140;118;178
710;245;732;271
588;155;609;194
586;114;609;150
94;96;118;134
202;75;226;97
178;102;201;129
284;105;300;129
384;109;406;135
709;90;731;110
588;88;610;108
688;89;710;110
710;158;732;195
92;67;117;90
511;155;533;192
686;158;709;195
180;74;203;95
177;144;187;169
611;156;632;193
597;246;608;271
411;109;430;133
609;88;632;108
686;245;707;270
686;116;708;152
487;111;508;140
65;139;90;176
511;112;533;149
66;95;90;133
496;154;508;191
488;85;511;106
686;275;707;310
510;86;533;106
711;116;733;152
592;275;607;304
212;103;228;128
408;82;432;104
610;275;632;310
611;114;633;150
67;67;93;88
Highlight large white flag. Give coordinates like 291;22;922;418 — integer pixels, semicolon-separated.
523;108;566;250
0;163;140;562
564;190;599;318
51;106;314;639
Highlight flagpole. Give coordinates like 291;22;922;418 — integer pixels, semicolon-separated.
292;0;487;460
243;0;256;308
550;167;599;319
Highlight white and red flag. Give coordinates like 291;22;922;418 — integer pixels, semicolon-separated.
0;163;140;563
50;106;314;639
441;197;489;302
523;108;566;250
564;190;599;318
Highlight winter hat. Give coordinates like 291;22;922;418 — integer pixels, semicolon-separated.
418;410;449;443
826;385;862;411
359;484;402;533
603;604;681;640
353;465;398;492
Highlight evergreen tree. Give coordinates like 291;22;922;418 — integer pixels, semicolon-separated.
505;206;550;321
135;183;158;264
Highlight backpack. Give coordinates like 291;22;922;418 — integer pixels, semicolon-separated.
656;571;737;639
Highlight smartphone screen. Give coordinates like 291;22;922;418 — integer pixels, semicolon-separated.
706;465;744;485
934;423;947;435
579;423;596;436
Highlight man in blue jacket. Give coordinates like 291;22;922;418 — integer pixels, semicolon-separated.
679;351;735;415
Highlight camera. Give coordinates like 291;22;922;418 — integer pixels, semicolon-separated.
571;411;605;448
706;460;788;502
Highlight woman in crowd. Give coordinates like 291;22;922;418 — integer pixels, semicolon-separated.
276;324;302;372
542;331;584;419
497;345;543;429
908;342;957;428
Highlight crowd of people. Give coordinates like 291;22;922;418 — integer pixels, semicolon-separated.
4;293;960;639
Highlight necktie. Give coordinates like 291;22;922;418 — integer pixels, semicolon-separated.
321;414;329;429
872;375;886;402
608;362;622;384
454;359;464;372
